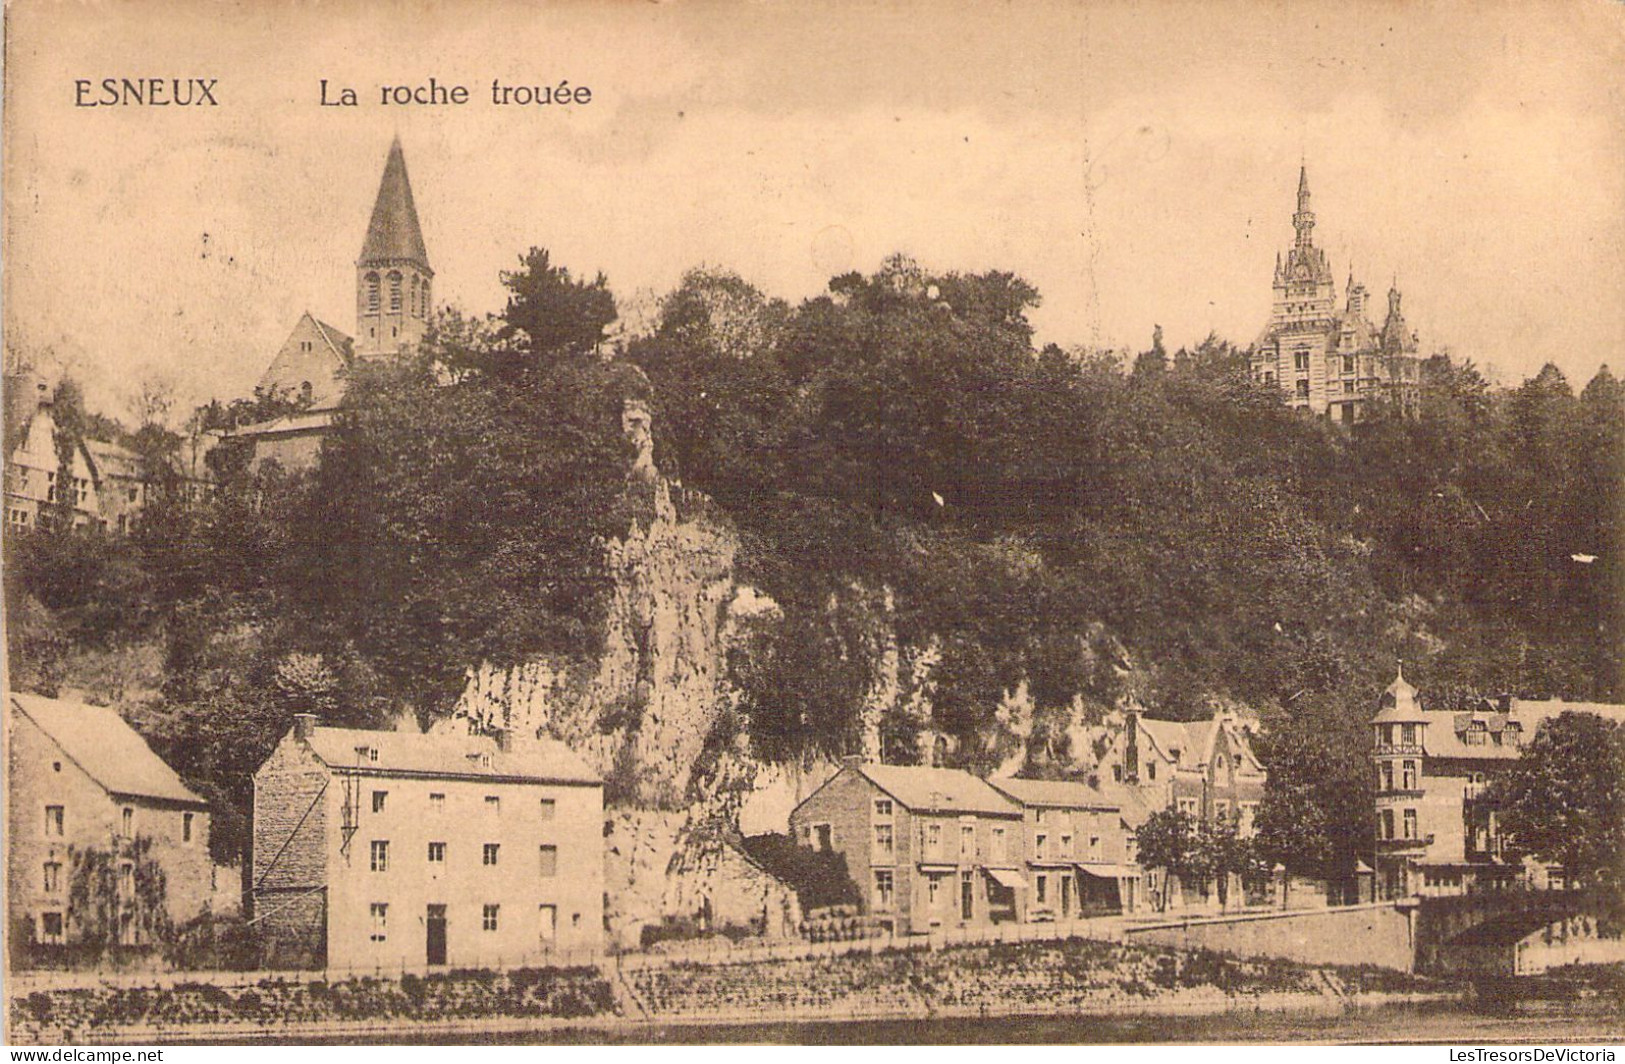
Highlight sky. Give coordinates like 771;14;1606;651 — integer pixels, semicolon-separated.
5;0;1624;420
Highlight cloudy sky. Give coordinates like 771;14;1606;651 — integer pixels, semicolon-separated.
6;0;1623;418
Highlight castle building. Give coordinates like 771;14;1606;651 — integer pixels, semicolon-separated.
7;692;215;958
230;138;434;470
1369;666;1625;900
1250;168;1422;421
251;716;603;970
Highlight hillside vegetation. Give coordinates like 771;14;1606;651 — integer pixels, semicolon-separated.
5;250;1621;881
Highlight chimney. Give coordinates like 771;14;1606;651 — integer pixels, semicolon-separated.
1124;710;1140;784
293;713;318;739
841;754;866;771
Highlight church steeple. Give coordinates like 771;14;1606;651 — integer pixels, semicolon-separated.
356;137;434;359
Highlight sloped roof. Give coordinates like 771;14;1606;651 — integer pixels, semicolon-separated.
309;317;354;365
1424;699;1625;761
857;763;1021;817
304;725;599;785
358;138;431;271
1138;718;1196;763
82;439;142;480
9;691;206;806
1372;664;1428;724
1094;783;1160;830
988;776;1119;811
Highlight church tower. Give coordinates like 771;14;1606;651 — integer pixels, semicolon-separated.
355;138;433;359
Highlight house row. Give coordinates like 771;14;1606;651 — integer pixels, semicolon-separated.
787;760;1147;936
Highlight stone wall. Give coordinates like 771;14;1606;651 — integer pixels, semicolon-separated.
1126;902;1414;972
250;731;330;967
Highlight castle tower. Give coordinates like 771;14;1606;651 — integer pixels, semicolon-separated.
355;138;433;359
1371;663;1429;899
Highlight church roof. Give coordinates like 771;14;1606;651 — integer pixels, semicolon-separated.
358;138;432;272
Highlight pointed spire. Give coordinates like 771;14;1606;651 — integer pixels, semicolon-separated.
359;137;432;273
1297;164;1310;207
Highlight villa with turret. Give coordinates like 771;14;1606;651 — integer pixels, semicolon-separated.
1251;168;1423;421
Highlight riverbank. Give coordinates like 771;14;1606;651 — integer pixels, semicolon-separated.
8;936;1467;1044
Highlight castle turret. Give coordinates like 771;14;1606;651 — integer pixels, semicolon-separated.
355;138;433;359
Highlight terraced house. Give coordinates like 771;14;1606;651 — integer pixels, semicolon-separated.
790;759;1027;935
7;691;214;959
987;778;1142;918
252;716;603;969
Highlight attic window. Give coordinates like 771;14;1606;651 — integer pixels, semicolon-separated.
356;745;378;763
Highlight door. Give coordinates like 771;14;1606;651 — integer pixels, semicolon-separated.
960;871;974;921
426;904;447;965
1061;874;1073;918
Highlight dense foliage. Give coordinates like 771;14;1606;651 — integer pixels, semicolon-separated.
5;248;1620;878
1490;712;1625;889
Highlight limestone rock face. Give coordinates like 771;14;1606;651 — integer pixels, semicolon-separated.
455;479;772;807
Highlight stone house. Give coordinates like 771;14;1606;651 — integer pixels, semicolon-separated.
251;715;603;970
987;777;1142;918
7;691;214;956
1094;708;1265;835
788;758;1024;935
662;824;804;940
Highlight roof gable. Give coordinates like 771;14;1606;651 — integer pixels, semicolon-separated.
857;763;1020;817
9;692;205;806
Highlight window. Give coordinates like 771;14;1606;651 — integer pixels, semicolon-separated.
183;812;194;843
874;823;893;858
366;272;380;312
1112;765;1123;783
39;912;64;945
539;844;558;877
44;805;64;837
430;793;445;811
959;823;975;859
483;843;500;866
482;904;500;932
538;904;557;943
927;874;943;910
1401;761;1418;790
1060;833;1073;856
428;841;445;863
43;862;60;893
370;840;389;872
1215;801;1230;820
1036;874;1048;905
372;791;387;814
1402;724;1418;745
1343;356;1355;375
355;745;379;763
121;807;134;838
874;798;893;818
370;903;388;942
539;798;556;820
1294;351;1310;371
1296;379;1311;398
1035;809;1047;825
1403;809;1418;840
1035;833;1048;860
874;869;895;910
1177;797;1198;816
485;795;501;814
1089;835;1101;858
926;823;942;856
388;271;403;311
1380;762;1394;791
991;826;1007;863
1380;809;1395;840
1147;762;1157;781
118;861;134;900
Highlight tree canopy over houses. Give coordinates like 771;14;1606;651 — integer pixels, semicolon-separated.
5;243;1622;878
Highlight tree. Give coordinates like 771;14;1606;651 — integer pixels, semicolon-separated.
495;247;617;373
1135;808;1197;911
1491;711;1625;889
